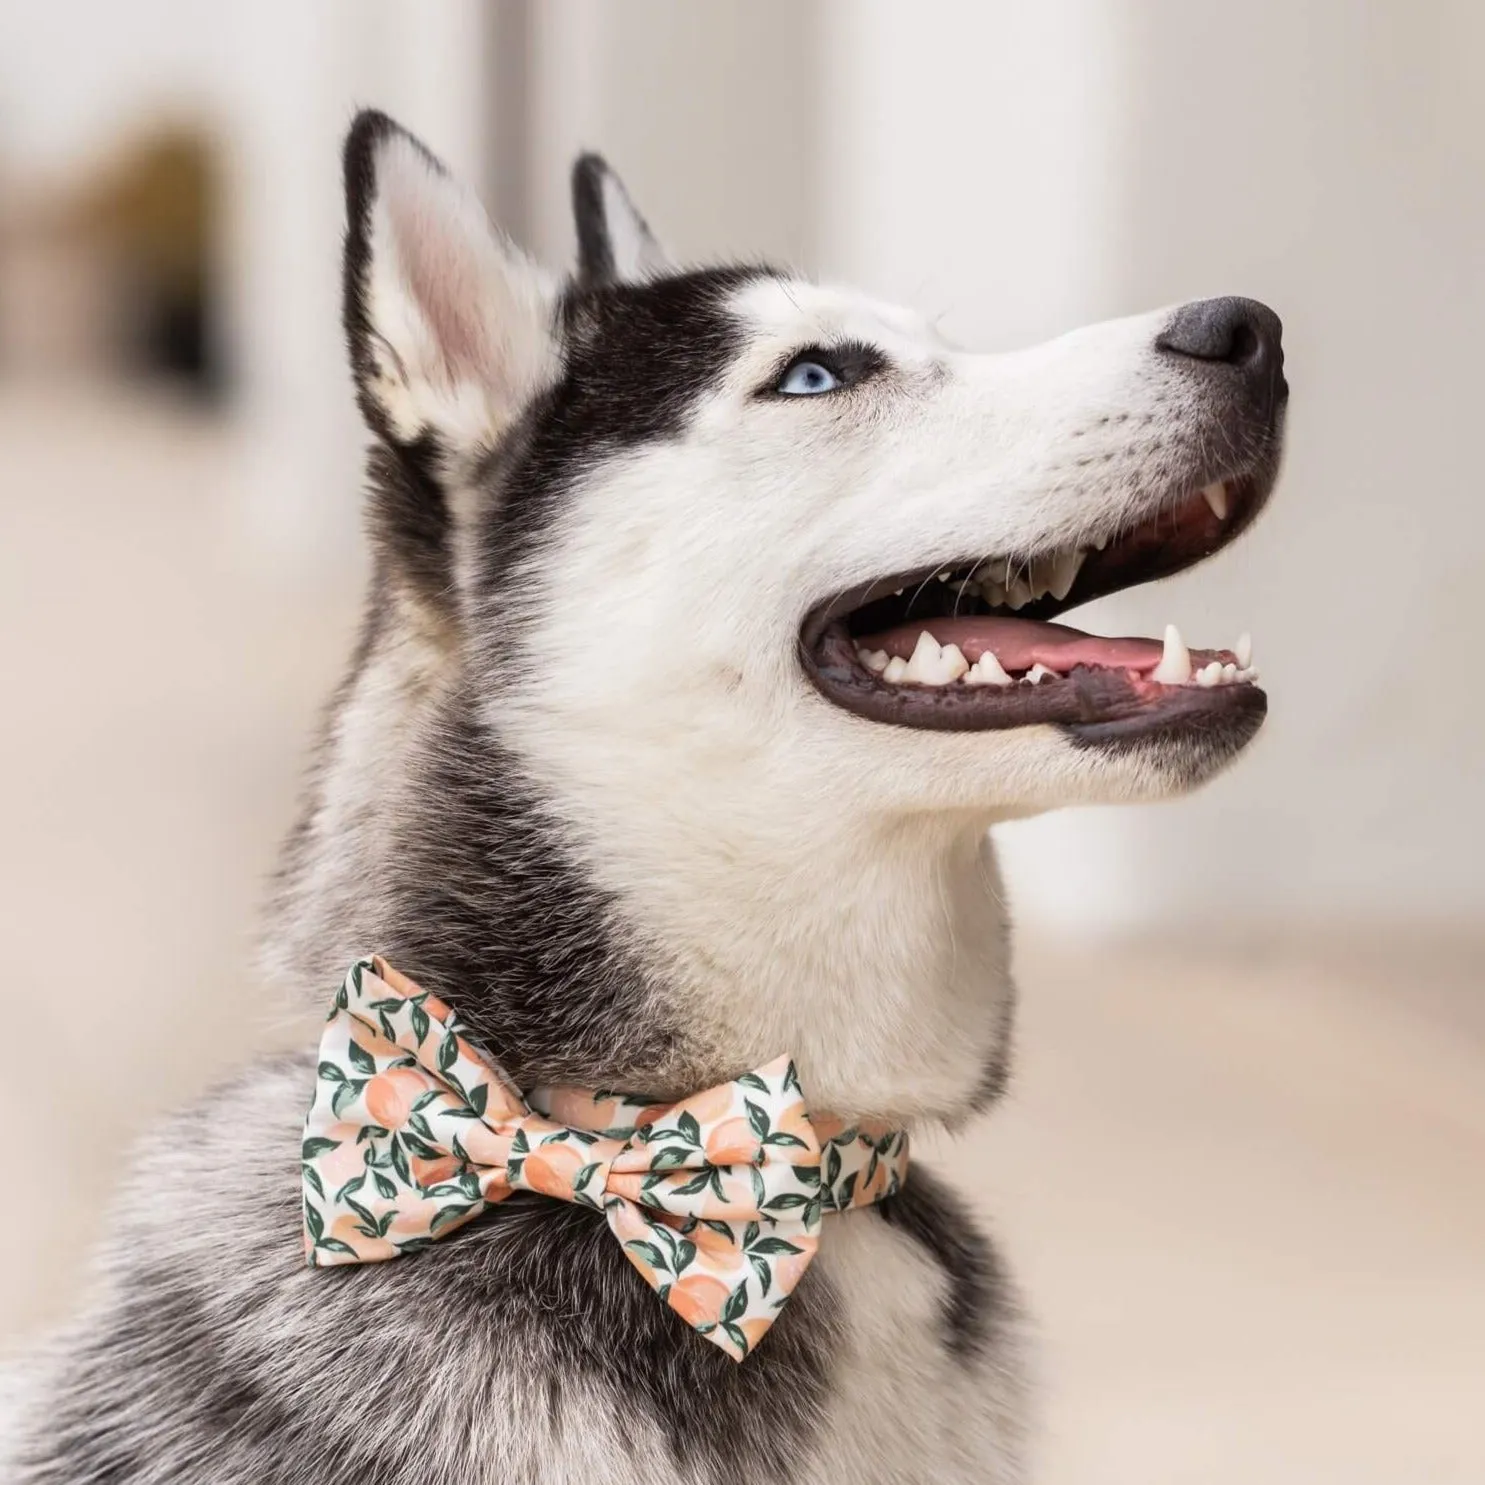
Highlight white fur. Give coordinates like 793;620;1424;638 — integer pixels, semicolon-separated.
491;277;1213;1121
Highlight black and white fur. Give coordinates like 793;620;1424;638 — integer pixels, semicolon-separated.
3;112;1279;1482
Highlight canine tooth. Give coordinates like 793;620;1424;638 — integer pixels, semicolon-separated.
903;630;949;684
1151;623;1191;685
1202;481;1229;521
1025;663;1057;684
1235;632;1252;669
938;571;952;582
1093;534;1109;551
882;657;908;683
1049;548;1085;602
964;649;1013;686
1196;661;1224;687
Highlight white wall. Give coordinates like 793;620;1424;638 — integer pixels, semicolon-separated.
522;0;821;271
0;0;492;565
816;0;1485;932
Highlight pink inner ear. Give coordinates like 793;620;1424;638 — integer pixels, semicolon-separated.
388;182;493;386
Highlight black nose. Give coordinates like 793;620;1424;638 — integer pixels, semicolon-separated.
1156;295;1286;412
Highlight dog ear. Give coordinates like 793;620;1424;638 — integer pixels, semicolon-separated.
571;153;671;287
342;110;558;453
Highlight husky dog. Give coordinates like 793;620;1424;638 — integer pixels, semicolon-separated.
6;111;1285;1483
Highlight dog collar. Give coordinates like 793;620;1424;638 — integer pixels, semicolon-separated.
301;956;910;1361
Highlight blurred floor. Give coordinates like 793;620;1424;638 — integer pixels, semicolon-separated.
1;386;1481;1483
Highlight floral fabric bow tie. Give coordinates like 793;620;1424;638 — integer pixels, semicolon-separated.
301;957;910;1361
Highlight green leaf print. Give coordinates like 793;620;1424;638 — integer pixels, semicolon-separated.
303;1200;324;1243
467;1082;488;1118
372;1172;398;1202
749;1254;771;1296
722;1281;749;1324
302;1165;325;1199
673;1240;697;1273
429;1203;476;1235
625;1240;668;1271
317;1061;347;1085
344;1196;377;1229
722;1322;750;1356
346;1039;377;1075
301;1137;340;1159
334;1173;367;1204
735;1072;769;1094
315;1237;358;1258
438;1032;458;1073
762;1131;807;1149
410;1002;430;1045
390;1139;412;1187
763;1192;808;1212
744;1100;771;1140
331;1078;364;1119
677;1111;702;1147
749;1237;802;1256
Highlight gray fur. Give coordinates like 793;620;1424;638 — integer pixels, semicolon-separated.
5;101;1284;1482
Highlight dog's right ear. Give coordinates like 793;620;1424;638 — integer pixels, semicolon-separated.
571;153;671;287
342;110;557;454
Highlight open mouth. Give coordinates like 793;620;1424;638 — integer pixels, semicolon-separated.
800;473;1275;738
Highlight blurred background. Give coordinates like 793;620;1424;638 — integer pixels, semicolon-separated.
0;2;1480;1480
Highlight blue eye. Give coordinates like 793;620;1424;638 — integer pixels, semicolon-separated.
776;359;841;396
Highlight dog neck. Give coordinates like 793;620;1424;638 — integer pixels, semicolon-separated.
266;609;1016;1130
604;801;1017;1127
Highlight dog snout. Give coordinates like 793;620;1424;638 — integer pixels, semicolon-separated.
1155;296;1287;419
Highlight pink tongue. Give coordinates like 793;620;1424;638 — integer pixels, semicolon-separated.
861;616;1165;673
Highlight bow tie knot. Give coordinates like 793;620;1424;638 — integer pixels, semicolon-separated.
302;957;909;1361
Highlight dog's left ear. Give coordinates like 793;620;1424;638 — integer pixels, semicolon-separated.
571;154;671;287
343;110;558;453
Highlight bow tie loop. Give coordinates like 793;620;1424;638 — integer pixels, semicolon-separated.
302;957;909;1362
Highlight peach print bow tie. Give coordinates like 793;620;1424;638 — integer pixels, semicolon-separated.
301;957;910;1361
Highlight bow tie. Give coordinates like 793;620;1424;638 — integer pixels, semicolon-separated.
301;957;910;1361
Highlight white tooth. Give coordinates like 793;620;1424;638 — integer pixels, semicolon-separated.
1094;534;1109;551
1222;662;1238;682
1025;663;1058;685
893;588;904;596
1202;481;1229;521
1005;575;1034;610
984;579;1006;608
937;571;952;582
964;649;1013;686
1196;660;1224;687
882;657;908;683
939;643;969;681
860;649;890;674
1235;632;1252;669
903;630;947;684
1151;623;1192;685
1049;548;1085;602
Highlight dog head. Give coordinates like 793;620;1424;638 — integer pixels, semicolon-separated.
343;113;1284;848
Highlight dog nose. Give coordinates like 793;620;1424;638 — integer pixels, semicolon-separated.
1156;296;1287;412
